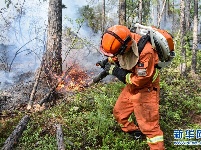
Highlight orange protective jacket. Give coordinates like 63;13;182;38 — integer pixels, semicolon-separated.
127;33;159;89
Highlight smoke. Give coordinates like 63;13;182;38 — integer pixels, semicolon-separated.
0;0;107;90
2;1;195;90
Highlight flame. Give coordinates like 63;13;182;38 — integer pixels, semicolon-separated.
56;64;89;92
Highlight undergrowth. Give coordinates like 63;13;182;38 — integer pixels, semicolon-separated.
0;67;201;150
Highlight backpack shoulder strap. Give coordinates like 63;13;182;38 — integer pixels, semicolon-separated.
137;32;150;56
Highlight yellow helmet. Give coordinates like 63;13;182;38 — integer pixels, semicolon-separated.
100;25;132;56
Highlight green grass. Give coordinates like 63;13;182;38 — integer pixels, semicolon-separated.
0;67;201;149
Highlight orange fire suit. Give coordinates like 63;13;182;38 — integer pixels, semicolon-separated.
113;33;165;150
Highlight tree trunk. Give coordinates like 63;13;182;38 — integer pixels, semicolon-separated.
157;0;167;28
156;0;160;26
185;0;191;30
172;0;175;32
164;0;167;22
138;0;142;24
167;0;170;15
119;0;126;25
102;0;106;33
2;115;30;150
185;0;191;55
180;0;187;75
44;0;62;77
191;0;198;73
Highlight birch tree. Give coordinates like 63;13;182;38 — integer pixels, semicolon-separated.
191;0;198;73
157;0;167;28
157;0;160;26
185;0;191;30
138;0;142;24
102;0;106;32
172;0;175;32
119;0;126;25
180;0;187;75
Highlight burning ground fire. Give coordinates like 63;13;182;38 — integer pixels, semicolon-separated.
28;64;92;112
56;64;91;92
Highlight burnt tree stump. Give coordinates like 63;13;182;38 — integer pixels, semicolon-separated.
2;115;30;150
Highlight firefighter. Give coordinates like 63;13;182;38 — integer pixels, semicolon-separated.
99;25;165;150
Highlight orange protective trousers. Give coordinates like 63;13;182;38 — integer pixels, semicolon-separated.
113;85;165;150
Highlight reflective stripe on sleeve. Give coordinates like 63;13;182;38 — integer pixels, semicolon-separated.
126;73;132;84
152;68;159;83
108;57;114;63
109;65;115;75
126;68;159;84
147;135;164;144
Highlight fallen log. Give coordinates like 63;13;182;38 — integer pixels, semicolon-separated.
2;115;30;150
39;66;73;106
56;124;65;150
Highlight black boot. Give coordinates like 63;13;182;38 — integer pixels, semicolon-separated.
127;130;146;140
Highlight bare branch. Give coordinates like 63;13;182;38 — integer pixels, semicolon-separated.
63;22;84;63
8;37;37;72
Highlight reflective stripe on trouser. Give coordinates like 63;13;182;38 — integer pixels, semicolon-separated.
113;84;164;150
147;135;164;150
147;135;163;143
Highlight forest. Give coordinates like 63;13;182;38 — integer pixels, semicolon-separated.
0;0;201;149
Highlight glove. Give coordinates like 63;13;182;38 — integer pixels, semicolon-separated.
96;58;108;68
104;62;131;84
